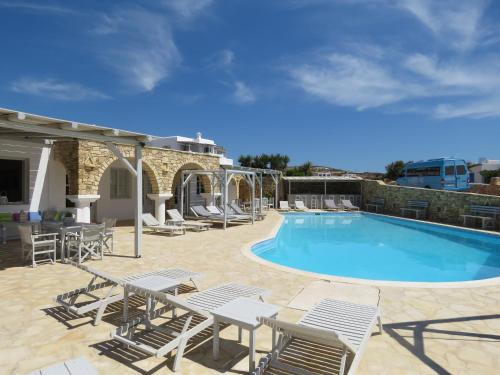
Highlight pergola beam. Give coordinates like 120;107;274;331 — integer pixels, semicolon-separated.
105;142;138;177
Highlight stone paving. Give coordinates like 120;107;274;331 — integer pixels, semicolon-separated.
1;211;500;374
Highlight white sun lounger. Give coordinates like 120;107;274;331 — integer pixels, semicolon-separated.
279;201;290;211
230;202;264;220
253;298;382;375
55;263;201;325
112;283;268;372
294;200;308;211
324;199;342;211
142;213;186;235
166;209;212;231
190;205;238;222
29;357;98;375
341;199;360;211
206;205;223;215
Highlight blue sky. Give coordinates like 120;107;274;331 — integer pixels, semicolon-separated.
0;0;499;172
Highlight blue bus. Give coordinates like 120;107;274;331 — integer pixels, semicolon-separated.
396;158;469;191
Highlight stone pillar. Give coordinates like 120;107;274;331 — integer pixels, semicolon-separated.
147;193;172;224
66;195;100;223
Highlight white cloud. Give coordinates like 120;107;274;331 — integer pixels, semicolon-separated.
288;49;500;119
398;0;489;51
434;98;500;119
11;78;108;101
233;81;256;104
93;8;181;92
219;49;235;67
289;54;421;110
0;1;76;14
162;0;214;20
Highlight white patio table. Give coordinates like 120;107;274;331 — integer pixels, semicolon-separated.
211;297;280;371
123;275;180;322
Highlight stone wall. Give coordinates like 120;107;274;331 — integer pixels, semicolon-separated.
54;140;220;196
469;178;500;196
362;179;500;227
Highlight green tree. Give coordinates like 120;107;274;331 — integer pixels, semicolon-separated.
385;160;405;180
238;155;253;167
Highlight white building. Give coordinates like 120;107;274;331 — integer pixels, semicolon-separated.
469;159;500;183
151;132;233;166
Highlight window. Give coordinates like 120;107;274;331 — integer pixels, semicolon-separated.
0;158;26;203
445;166;455;176
406;166;440;177
456;165;467;175
110;168;131;199
182;144;191;152
204;146;211;153
196;176;205;194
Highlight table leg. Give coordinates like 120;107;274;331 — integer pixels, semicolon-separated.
238;326;243;343
249;329;256;372
123;288;129;322
213;319;220;360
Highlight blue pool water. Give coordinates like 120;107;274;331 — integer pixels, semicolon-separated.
252;213;500;282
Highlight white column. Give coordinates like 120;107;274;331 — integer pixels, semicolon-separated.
66;195;100;223
29;143;51;212
147;193;172;224
134;145;143;258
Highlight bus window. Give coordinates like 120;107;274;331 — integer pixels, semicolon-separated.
456;165;467;175
445;166;455;176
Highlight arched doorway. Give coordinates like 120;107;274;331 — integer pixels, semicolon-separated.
94;159;159;222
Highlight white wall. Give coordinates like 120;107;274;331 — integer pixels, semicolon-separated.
0;139;66;214
0;139;67;239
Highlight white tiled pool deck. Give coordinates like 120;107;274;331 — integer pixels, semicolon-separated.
1;211;499;374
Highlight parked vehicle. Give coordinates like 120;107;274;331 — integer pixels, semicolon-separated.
396;158;469;191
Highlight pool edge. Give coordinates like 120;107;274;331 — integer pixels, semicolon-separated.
241;211;500;289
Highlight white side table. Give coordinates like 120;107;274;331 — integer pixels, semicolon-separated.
123;275;179;322
211;297;280;371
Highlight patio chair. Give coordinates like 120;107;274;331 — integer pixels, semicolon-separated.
29;357;97;375
142;213;186;235
253;298;382;375
66;224;105;264
112;282;268;372
18;224;57;267
102;217;117;254
278;201;290;211
294;200;309;211
342;199;360;211
54;262;201;325
324;199;341;211
166;209;211;231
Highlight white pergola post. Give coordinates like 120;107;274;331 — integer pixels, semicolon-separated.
223;170;228;229
258;173;263;215
251;173;255;224
134;145;143;258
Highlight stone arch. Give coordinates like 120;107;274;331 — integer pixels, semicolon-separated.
169;162;212;195
90;154;161;196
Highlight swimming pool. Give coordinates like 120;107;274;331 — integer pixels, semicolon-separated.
251;213;500;283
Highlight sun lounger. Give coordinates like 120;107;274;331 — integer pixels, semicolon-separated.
253;298;382;375
230;202;264;220
342;199;360;211
29;357;97;375
324;199;342;211
190;205;238;221
112;282;268;372
365;197;385;213
221;204;255;221
54;263;201;325
278;201;290;211
400;200;428;219
206;205;223;215
142;213;186;235
294;200;308;211
166;209;211;231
